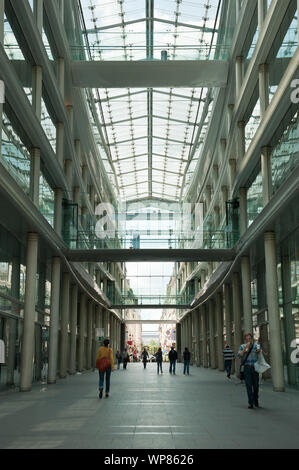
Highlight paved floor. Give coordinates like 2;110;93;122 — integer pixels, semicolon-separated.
0;363;299;449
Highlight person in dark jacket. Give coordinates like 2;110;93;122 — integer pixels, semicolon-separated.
116;350;122;369
122;349;129;370
183;347;191;375
141;348;149;369
168;346;178;375
155;347;163;374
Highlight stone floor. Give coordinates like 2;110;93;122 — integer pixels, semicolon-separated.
0;362;298;449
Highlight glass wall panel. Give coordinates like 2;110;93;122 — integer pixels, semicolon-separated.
245;98;261;152
41;97;56;152
247;170;263;227
39;173;54;227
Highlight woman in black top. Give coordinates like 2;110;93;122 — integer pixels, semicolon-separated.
155;347;163;374
183;347;191;375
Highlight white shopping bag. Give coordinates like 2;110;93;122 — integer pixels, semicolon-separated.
254;352;271;374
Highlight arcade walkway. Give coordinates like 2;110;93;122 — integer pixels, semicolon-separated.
0;364;299;450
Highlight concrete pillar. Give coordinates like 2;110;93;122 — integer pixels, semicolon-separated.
200;269;206;288
229;159;237;192
20;234;38;391
259;64;269;119
30;148;40;207
69;284;78;374
90;185;95;212
176;323;181;359
241;256;253;334
264;232;285;392
201;305;208;367
57;57;65;98
227;104;234;135
281;256;297;385
237;121;246;160
221;186;228;217
224;283;232;347
235;56;244;97
104;310;109;338
7;258;20;385
34;0;43;33
232;272;243;372
193;309;200;366
78;293;87;371
64;159;73;192
205;185;211;208
56;122;64;166
58;0;64;23
216;291;224;371
236;0;242;22
209;299;216;369
32;66;42;121
86;301;93;369
54;188;63;235
47;257;61;384
73;186;81;218
82;165;88;190
66;104;73;135
261;146;272;205
258;0;267;35
239;187;248;236
59;272;70;378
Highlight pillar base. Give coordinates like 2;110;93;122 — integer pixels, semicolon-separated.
19;387;32;392
59;374;67;379
47;379;56;384
273;386;285;392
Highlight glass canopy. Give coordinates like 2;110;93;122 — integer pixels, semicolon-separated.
79;0;224;201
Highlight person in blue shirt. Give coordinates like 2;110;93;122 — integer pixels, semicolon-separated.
238;333;261;409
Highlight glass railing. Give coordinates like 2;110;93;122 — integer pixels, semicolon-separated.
111;294;193;307
63;229;239;250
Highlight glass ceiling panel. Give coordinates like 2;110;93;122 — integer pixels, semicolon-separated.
79;0;223;201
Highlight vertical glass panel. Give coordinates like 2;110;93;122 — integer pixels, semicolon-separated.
39;173;54;227
41;98;56;152
247;171;263;227
1;113;31;194
245;99;261;152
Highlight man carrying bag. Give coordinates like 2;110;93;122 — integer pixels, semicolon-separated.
238;333;261;409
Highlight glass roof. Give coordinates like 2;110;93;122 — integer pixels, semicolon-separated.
79;0;223;201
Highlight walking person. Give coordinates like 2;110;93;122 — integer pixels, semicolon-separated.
116;350;122;370
238;333;261;409
183;347;191;375
155;347;163;374
168;345;178;374
96;339;114;399
122;348;129;370
141;347;149;369
223;344;234;378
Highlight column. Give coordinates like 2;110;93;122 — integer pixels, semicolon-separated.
73;186;81;218
59;272;70;378
32;65;42;121
232;272;243;374
282;256;297;385
78;293;87;372
258;0;267;36
82;165;88;191
241;256;253;334
66;104;73;136
209;299;216;369
205;185;211;208
259;64;269;119
224;283;232;347
221;186;228;218
57;57;65;98
237;121;246;161
235;56;244;98
7;258;20;385
34;0;43;33
54;188;63;236
229;159;237;192
227;104;234;135
264;232;285;392
201;305;208;367
236;0;242;22
20;235;38;391
176;323;181;359
30;148;40;207
86;301;93;370
64;159;73;192
200;269;206;288
56;122;64;166
58;0;64;23
239;187;247;236
261;146;272;205
69;284;78;374
214;206;220;230
47;257;61;384
193;309;200;366
216;292;224;371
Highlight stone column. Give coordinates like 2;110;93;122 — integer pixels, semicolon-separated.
237;121;246;161
56;122;64;166
241;256;253;334
54;188;63;236
235;56;244;97
64;159;73;193
176;323;181;359
193;309;200;366
227;104;234;135
258;0;267;35
264;232;285;392
59;272;70;378
58;0;64;23
66;104;73;136
259;64;269;119
201;305;208;367
281;256;297;385
229;159;237;192
216;292;224;371
7;258;20;385
47;257;61;384
232;272;243;374
261;146;272;205
57;57;65;98
209;299;216;369
239;187;248;236
30;148;40;207
34;0;43;33
78;293;87;372
69;284;78;374
32;65;42;121
86;301;93;370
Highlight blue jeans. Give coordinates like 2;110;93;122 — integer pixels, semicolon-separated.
183;360;190;374
169;360;176;374
157;361;163;373
224;360;232;375
244;365;259;405
99;366;112;393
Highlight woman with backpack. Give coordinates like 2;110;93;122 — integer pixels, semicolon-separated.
96;338;114;399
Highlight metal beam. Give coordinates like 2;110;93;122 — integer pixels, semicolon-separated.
124;320;178;323
72;60;229;88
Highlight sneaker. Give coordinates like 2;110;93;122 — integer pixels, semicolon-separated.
106;393;109;398
99;389;103;399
